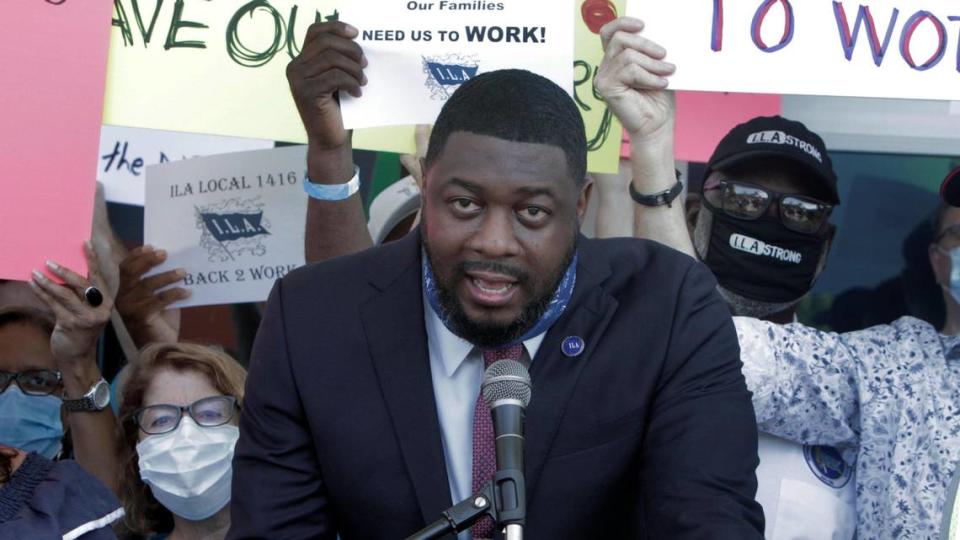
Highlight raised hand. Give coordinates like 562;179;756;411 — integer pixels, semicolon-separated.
30;242;113;364
595;17;676;141
287;21;367;152
115;245;188;348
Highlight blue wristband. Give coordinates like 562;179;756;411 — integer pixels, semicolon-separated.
303;166;360;201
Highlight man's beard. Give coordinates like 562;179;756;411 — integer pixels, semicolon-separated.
692;208;803;319
425;238;578;348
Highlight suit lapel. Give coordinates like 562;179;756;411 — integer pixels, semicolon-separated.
524;239;618;500
360;231;453;525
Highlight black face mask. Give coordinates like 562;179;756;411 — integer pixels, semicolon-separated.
704;210;828;304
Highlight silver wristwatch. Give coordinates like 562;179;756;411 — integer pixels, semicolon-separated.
63;378;111;412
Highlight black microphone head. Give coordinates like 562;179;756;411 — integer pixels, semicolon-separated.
482;359;532;408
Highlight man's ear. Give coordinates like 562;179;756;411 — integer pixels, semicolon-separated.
419;158;430;208
577;179;594;226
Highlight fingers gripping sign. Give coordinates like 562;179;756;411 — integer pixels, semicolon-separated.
287;21;368;150
29;242;114;363
595;17;676;141
116;245;189;346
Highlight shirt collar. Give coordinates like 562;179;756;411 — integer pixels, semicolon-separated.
424;295;547;378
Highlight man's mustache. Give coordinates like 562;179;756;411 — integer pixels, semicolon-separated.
456;260;530;285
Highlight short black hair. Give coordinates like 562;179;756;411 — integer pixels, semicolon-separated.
425;69;587;186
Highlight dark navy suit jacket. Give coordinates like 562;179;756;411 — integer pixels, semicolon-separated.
228;230;764;539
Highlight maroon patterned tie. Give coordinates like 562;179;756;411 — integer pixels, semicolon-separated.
471;344;524;540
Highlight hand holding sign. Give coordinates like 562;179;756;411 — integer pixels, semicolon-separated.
288;20;369;181
596;16;689;257
595;17;676;142
288;21;368;151
116;246;188;347
29;244;114;365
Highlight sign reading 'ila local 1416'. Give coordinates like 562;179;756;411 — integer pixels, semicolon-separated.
145;146;309;308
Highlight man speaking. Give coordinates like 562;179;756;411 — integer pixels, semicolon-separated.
228;21;763;539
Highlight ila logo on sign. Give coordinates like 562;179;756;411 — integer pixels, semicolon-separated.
423;54;479;100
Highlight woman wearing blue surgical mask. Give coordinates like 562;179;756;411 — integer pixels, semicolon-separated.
118;343;246;540
0;308;66;459
1;242;125;537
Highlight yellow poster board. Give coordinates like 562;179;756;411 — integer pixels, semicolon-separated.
103;0;622;173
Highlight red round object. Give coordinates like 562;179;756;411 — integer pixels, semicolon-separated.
581;0;617;34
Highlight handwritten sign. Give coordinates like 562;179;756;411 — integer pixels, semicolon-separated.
102;0;622;174
144;146;309;308
340;0;574;128
0;0;113;281
576;0;625;173
99;126;272;206
631;1;960;101
104;0;341;143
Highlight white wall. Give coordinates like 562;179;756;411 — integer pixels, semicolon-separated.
782;96;960;156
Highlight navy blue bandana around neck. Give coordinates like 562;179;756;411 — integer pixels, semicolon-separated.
422;251;578;348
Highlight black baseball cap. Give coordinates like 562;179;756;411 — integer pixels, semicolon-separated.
705;116;840;205
939;166;960;207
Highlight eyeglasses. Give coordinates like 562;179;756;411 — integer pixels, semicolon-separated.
937;223;960;243
0;369;62;396
703;180;833;235
133;395;239;435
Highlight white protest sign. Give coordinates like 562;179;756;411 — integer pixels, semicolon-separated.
340;0;575;128
631;1;960;101
99;126;272;206
145;146;309;308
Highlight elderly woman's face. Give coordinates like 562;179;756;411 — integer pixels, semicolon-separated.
0;322;56;375
137;368;237;442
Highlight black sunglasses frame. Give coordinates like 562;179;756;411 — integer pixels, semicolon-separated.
703;179;834;235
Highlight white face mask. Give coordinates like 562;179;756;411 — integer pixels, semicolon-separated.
940;246;960;305
136;417;239;521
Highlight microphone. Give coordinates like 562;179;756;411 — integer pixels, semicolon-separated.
482;359;532;539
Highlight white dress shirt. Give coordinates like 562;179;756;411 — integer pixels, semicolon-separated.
424;299;546;540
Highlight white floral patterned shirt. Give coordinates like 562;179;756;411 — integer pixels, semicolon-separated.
736;315;960;539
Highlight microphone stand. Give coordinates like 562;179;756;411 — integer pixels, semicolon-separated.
405;469;525;540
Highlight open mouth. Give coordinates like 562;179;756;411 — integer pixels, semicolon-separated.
464;271;519;307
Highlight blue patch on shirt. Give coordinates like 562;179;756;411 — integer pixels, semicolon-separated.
804;445;853;489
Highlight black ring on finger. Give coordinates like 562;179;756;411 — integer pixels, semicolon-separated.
84;286;104;307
